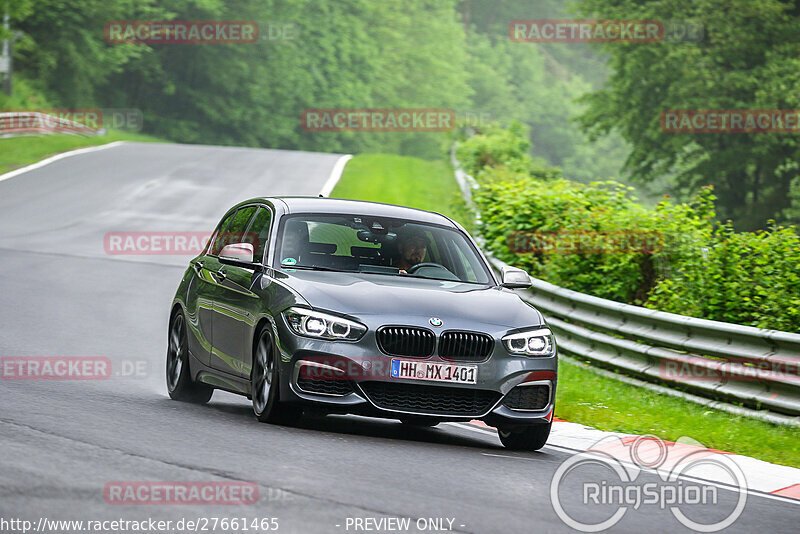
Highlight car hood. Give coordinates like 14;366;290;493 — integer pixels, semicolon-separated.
278;270;544;329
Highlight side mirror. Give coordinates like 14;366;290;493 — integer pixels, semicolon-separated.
219;243;257;268
500;266;531;289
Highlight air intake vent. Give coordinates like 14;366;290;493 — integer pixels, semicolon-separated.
377;327;435;357
502;384;550;411
438;331;494;362
359;381;500;416
296;375;354;396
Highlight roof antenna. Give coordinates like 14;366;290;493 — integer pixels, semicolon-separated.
318;194;324;197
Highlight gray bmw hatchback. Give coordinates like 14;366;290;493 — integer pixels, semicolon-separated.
167;197;557;450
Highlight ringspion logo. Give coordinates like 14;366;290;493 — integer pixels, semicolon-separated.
301;109;456;132
105;21;259;44
551;435;747;532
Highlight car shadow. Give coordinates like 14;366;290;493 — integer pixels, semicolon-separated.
164;392;554;458
196;395;509;452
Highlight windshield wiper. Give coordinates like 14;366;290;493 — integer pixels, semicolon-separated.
286;265;352;273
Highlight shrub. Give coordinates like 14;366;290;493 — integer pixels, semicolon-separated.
647;223;800;330
462;126;800;331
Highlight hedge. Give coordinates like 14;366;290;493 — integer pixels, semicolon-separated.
459;124;800;331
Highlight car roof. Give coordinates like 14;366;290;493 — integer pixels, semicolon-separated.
253;196;458;227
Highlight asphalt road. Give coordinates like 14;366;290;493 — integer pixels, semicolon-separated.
0;142;795;534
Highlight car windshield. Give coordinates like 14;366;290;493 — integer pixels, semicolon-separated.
273;214;492;284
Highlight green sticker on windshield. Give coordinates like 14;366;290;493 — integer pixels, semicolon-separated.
282;257;297;266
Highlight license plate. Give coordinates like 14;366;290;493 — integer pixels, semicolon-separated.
390;359;477;384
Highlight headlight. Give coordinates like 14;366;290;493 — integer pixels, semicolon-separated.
283;307;366;341
502;327;555;357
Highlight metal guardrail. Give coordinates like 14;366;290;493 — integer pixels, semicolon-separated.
0;111;99;138
452;145;800;422
487;255;800;418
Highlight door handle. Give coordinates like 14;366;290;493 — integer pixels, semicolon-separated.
215;269;227;281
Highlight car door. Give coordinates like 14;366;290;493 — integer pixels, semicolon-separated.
184;210;235;367
208;205;263;377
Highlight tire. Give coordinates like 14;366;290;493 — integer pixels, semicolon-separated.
166;310;214;404
400;417;440;427
499;423;551;451
251;326;302;424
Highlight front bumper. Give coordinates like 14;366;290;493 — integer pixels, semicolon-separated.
273;315;557;426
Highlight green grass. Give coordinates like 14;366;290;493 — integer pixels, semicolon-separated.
558;359;800;468
331;153;475;232
0;130;165;175
333;152;800;468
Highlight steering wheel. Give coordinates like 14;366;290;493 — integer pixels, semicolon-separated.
407;262;445;273
406;262;459;281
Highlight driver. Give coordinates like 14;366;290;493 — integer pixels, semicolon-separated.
393;228;428;273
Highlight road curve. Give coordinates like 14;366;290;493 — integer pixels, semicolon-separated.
0;142;795;534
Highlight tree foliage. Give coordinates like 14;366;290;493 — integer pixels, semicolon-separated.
463;125;800;330
5;0;625;173
575;0;800;229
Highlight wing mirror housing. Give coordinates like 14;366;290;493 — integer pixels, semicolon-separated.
219;243;259;269
500;266;531;289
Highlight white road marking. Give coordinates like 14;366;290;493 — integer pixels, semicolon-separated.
319;154;353;197
0;141;127;184
451;423;800;506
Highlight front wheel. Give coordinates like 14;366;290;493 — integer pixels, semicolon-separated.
498;423;551;451
251;327;302;424
166;311;213;404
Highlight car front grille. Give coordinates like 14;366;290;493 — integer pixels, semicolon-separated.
377;327;435;357
359;381;501;416
438;331;494;362
296;375;354;396
502;384;550;411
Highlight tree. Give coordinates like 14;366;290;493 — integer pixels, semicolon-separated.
575;0;800;229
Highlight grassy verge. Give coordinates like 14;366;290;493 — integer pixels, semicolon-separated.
333;153;800;468
558;359;799;468
0;131;165;175
331;153;474;232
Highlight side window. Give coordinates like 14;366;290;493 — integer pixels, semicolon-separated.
207;211;236;256
210;206;258;256
226;206;259;248
248;206;273;262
